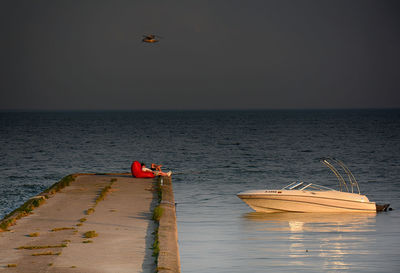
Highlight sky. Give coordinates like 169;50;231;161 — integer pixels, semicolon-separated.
1;0;399;110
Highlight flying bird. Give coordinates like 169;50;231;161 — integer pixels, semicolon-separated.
142;34;163;43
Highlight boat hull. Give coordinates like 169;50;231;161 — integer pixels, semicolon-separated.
237;190;376;213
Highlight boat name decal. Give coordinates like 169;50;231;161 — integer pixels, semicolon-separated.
264;190;282;193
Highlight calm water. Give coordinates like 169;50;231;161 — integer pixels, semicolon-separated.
1;110;400;272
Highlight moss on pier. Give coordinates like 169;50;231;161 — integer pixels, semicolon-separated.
43;175;76;196
0;196;46;231
151;177;163;264
18;244;67;250
0;174;76;232
31;251;61;256
83;178;116;219
83;230;98;238
152;205;163;221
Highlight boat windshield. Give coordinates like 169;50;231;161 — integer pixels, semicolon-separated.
281;159;362;194
282;182;335;191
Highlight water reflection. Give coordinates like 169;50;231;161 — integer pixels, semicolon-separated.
243;212;377;272
245;212;376;231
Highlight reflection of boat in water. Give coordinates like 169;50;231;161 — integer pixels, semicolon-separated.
237;158;389;213
244;211;377;232
242;211;377;271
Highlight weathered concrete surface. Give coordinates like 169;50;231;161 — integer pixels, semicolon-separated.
0;174;156;273
157;177;180;273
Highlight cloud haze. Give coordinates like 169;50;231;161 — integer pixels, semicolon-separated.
1;0;399;110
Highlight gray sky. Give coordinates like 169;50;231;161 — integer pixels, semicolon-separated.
1;0;399;110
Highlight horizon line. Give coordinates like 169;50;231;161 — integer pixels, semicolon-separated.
1;107;400;113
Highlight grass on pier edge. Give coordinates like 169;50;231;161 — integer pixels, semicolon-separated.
152;177;163;264
0;174;76;232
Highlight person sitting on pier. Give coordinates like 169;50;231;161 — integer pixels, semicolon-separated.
131;161;155;178
142;163;171;177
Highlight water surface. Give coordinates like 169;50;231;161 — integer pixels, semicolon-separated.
1;110;399;272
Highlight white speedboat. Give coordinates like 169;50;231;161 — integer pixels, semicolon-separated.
237;158;386;213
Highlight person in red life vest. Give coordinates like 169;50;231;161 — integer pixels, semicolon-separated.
131;161;154;178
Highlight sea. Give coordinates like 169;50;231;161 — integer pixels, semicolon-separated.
1;110;399;272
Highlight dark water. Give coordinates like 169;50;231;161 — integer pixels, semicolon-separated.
1;110;400;272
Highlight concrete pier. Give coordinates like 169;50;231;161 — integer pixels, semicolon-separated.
0;173;180;272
